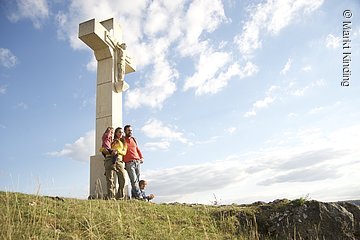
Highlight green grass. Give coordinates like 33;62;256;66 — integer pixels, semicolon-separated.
0;191;261;240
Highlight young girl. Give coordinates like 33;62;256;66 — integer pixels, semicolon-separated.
99;127;116;162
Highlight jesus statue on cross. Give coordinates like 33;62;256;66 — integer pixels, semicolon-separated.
105;35;130;92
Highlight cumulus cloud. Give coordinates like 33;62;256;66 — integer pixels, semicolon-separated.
86;56;97;72
56;0;148;50
125;56;178;109
308;106;324;114
259;166;340;186
144;141;170;151
0;86;7;94
183;51;258;95
54;0;233;108
227;127;237;135
7;0;49;29
47;130;95;162
143;1;172;37
15;102;28;109
138;122;360;203
302;65;312;72
325;34;341;48
0;48;18;68
234;0;324;56
144;161;246;196
288;78;325;96
277;148;347;170
141;119;189;147
178;1;253;96
280;58;292;75
244;85;279;117
178;0;227;56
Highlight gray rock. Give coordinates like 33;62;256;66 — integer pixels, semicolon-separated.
215;199;360;239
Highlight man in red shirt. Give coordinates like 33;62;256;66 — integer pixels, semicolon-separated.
123;124;144;199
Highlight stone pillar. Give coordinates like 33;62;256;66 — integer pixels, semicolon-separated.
78;18;135;199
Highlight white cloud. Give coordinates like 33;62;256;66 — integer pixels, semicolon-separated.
258;166;340;186
47;130;95;162
308;106;324;114
86;56;97;72
55;0;230;108
244;85;279;117
145;160;245;198
15;102;28;109
0;86;7;94
8;0;49;29
254;96;275;109
183;49;258;95
234;0;324;56
227;127;237;135
244;75;325;118
288;112;297;118
143;1;171;37
125;56;178;109
302;65;312;72
56;0;148;50
147;124;360;203
141;119;188;144
183;50;230;93
144;141;171;151
291;88;306;96
180;0;227;49
244;110;256;118
288;78;325;96
0;48;18;68
241;61;259;77
280;58;292;75
325;34;341;48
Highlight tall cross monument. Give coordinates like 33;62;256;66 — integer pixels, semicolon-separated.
78;18;136;198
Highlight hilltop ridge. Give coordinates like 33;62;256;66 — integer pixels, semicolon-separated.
1;191;359;239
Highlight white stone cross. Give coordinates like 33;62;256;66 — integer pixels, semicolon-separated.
78;18;136;199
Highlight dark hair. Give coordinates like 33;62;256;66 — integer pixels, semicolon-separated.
139;180;146;185
124;125;131;131
114;127;122;139
114;127;127;145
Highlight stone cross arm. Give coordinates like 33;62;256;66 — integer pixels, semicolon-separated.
78;18;135;73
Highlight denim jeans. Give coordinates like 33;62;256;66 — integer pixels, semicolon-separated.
125;160;141;198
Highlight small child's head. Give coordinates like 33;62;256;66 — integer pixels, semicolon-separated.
105;127;114;133
139;180;147;190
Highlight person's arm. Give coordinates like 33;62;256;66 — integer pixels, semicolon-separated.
136;144;144;162
111;139;127;156
147;194;155;201
117;141;127;156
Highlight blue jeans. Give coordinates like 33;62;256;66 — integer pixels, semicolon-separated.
125;160;141;198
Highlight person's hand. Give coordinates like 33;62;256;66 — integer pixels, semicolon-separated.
149;194;154;200
139;158;144;164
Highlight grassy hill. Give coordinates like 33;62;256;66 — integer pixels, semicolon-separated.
0;191;257;239
1;191;359;239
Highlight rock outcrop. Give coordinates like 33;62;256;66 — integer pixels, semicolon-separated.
216;199;360;239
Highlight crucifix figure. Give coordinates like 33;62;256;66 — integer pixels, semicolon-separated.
78;18;136;199
105;36;130;92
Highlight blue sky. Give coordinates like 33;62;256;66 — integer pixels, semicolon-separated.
0;0;359;204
